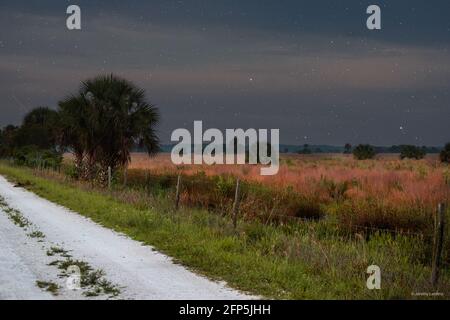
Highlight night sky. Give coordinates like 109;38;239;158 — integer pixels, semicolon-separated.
1;0;449;145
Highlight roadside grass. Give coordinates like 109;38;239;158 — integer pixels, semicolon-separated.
49;257;121;298
0;163;449;299
47;246;72;258
36;280;59;296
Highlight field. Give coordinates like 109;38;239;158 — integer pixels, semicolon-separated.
125;153;449;234
2;151;449;298
15;152;438;299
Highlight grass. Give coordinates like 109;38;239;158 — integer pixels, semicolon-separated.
47;246;72;258
1;162;449;299
50;257;121;298
118;153;450;234
28;230;45;240
36;281;59;296
0;201;31;229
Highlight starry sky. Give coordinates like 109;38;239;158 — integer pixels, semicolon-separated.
0;0;449;145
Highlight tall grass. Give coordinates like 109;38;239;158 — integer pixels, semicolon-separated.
1;162;449;299
117;153;449;234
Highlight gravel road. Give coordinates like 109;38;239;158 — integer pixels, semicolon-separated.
0;175;253;300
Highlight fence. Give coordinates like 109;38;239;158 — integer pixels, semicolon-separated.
114;168;448;287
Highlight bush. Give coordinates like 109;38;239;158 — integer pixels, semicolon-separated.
440;143;450;163
13;146;62;169
399;145;426;160
353;144;376;160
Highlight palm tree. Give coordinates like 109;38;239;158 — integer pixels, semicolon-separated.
58;95;91;178
59;74;160;182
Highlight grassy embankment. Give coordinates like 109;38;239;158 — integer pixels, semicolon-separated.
0;162;448;299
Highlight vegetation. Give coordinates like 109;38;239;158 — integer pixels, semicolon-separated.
353;144;376;160
0;107;62;169
125;153;448;233
58;74;160;183
344;143;352;154
36;281;59;296
0;74;159;186
0;163;448;299
400;145;426;160
12;146;62;169
441;143;450;164
0;125;19;157
297;144;312;155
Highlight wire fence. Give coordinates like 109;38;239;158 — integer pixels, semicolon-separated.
11;159;447;239
24;162;443;236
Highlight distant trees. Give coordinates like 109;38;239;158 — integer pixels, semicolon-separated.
344;143;352;154
297;144;311;154
440;143;450;163
399;145;426;160
353;144;376;160
58;74;160;182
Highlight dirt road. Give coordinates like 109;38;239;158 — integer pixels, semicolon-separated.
0;176;253;300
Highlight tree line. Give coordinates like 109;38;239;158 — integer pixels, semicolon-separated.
296;143;449;162
0;74;160;185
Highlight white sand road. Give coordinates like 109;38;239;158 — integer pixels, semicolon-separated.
0;175;254;300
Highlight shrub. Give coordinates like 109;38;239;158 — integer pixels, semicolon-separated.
400;145;426;160
343;143;352;154
353;144;376;160
440;143;450;163
13;146;62;169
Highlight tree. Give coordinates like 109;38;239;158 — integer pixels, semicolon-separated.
0;125;19;157
440;143;450;164
14;107;60;150
353;144;376;160
298;144;311;154
399;145;426;160
58;74;160;183
344;143;352;154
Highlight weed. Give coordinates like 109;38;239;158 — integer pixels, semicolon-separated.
36;281;59;295
28;230;45;239
46;246;71;258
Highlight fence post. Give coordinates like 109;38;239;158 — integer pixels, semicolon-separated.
232;178;241;230
175;174;181;210
431;203;446;287
108;166;112;190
